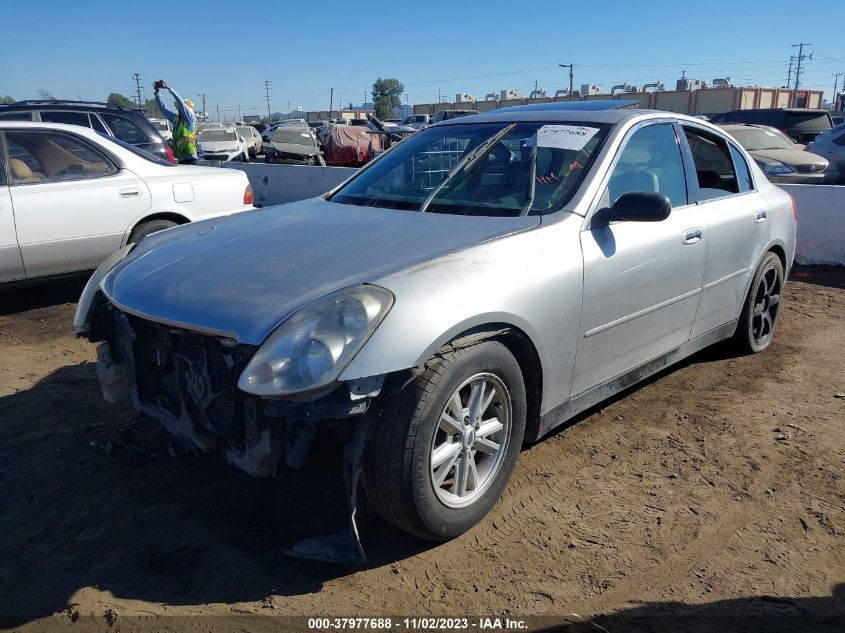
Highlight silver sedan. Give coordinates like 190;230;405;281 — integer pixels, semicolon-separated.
75;103;797;561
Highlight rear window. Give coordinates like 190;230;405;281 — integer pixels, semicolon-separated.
785;111;832;131
101;113;151;145
99;133;174;166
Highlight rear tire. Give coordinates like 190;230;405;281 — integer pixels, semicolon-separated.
363;341;526;541
731;252;784;354
128;219;178;244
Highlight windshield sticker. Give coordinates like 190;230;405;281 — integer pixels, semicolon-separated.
536;125;599;150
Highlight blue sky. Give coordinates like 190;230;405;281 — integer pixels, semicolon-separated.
2;0;843;117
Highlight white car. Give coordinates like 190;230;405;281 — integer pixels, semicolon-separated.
0;121;255;284
197;127;251;162
236;125;263;157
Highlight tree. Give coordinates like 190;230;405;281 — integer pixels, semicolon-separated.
0;95;14;104
106;92;136;109
36;89;55;101
372;78;404;120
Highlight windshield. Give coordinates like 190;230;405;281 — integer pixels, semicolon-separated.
729;127;795;151
199;130;237;142
151;120;169;131
272;129;315;146
236;126;253;137
329;121;609;216
96;133;174;166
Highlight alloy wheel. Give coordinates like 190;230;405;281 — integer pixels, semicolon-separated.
429;373;512;509
751;266;782;345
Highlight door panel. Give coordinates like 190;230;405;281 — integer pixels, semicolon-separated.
573;123;707;395
691;193;770;337
682;127;771;338
575;206;707;394
13;172;151;278
0;185;25;282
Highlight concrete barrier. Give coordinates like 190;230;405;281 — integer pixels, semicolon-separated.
779;184;845;266
204;162;358;207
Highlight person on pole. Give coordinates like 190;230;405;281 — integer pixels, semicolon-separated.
154;79;198;164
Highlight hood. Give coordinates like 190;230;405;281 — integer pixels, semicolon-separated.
750;148;829;168
102;199;540;344
198;140;240;152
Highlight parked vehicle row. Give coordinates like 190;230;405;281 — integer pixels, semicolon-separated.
0;121;254;284
74;101;796;561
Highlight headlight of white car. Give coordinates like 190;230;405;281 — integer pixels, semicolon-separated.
238;285;394;396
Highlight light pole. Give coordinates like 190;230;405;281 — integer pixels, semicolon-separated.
559;63;574;101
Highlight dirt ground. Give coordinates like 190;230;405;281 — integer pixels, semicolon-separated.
0;267;843;632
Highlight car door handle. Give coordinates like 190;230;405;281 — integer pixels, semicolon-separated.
119;188;141;198
682;228;703;245
755;209;768;223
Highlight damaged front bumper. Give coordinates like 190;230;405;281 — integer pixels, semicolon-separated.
88;298;385;563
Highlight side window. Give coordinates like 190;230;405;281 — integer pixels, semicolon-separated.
5;131;117;185
100;113;150;145
602;124;688;208
728;144;754;193
89;113;109;134
683;127;739;201
0;111;34;121
39;111;92;128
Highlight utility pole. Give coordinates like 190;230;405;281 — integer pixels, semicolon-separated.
197;94;207;119
559;63;574;101
791;43;813;106
216;104;220;122
833;73;842;105
786;56;794;89
329;87;333;117
264;80;272;118
132;73;143;106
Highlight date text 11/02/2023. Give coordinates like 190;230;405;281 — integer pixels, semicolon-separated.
306;617;528;630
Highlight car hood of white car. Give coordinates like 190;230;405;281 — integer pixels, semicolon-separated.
101;198;540;344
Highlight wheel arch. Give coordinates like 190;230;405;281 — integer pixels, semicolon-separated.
123;212;191;246
737;241;789;321
417;321;545;445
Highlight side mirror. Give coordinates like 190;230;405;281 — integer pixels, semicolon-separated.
610;191;672;222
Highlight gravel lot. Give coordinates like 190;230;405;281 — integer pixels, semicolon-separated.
0;267;843;632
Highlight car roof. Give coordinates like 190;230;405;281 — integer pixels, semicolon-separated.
437;104;662;127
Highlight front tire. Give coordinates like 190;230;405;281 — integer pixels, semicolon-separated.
128;219;178;244
363;341;526;541
731;252;784;354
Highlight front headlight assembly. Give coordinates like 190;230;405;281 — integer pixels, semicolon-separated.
761;162;794;175
238;285;394;397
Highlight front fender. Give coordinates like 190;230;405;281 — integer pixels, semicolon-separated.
339;216;585;414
